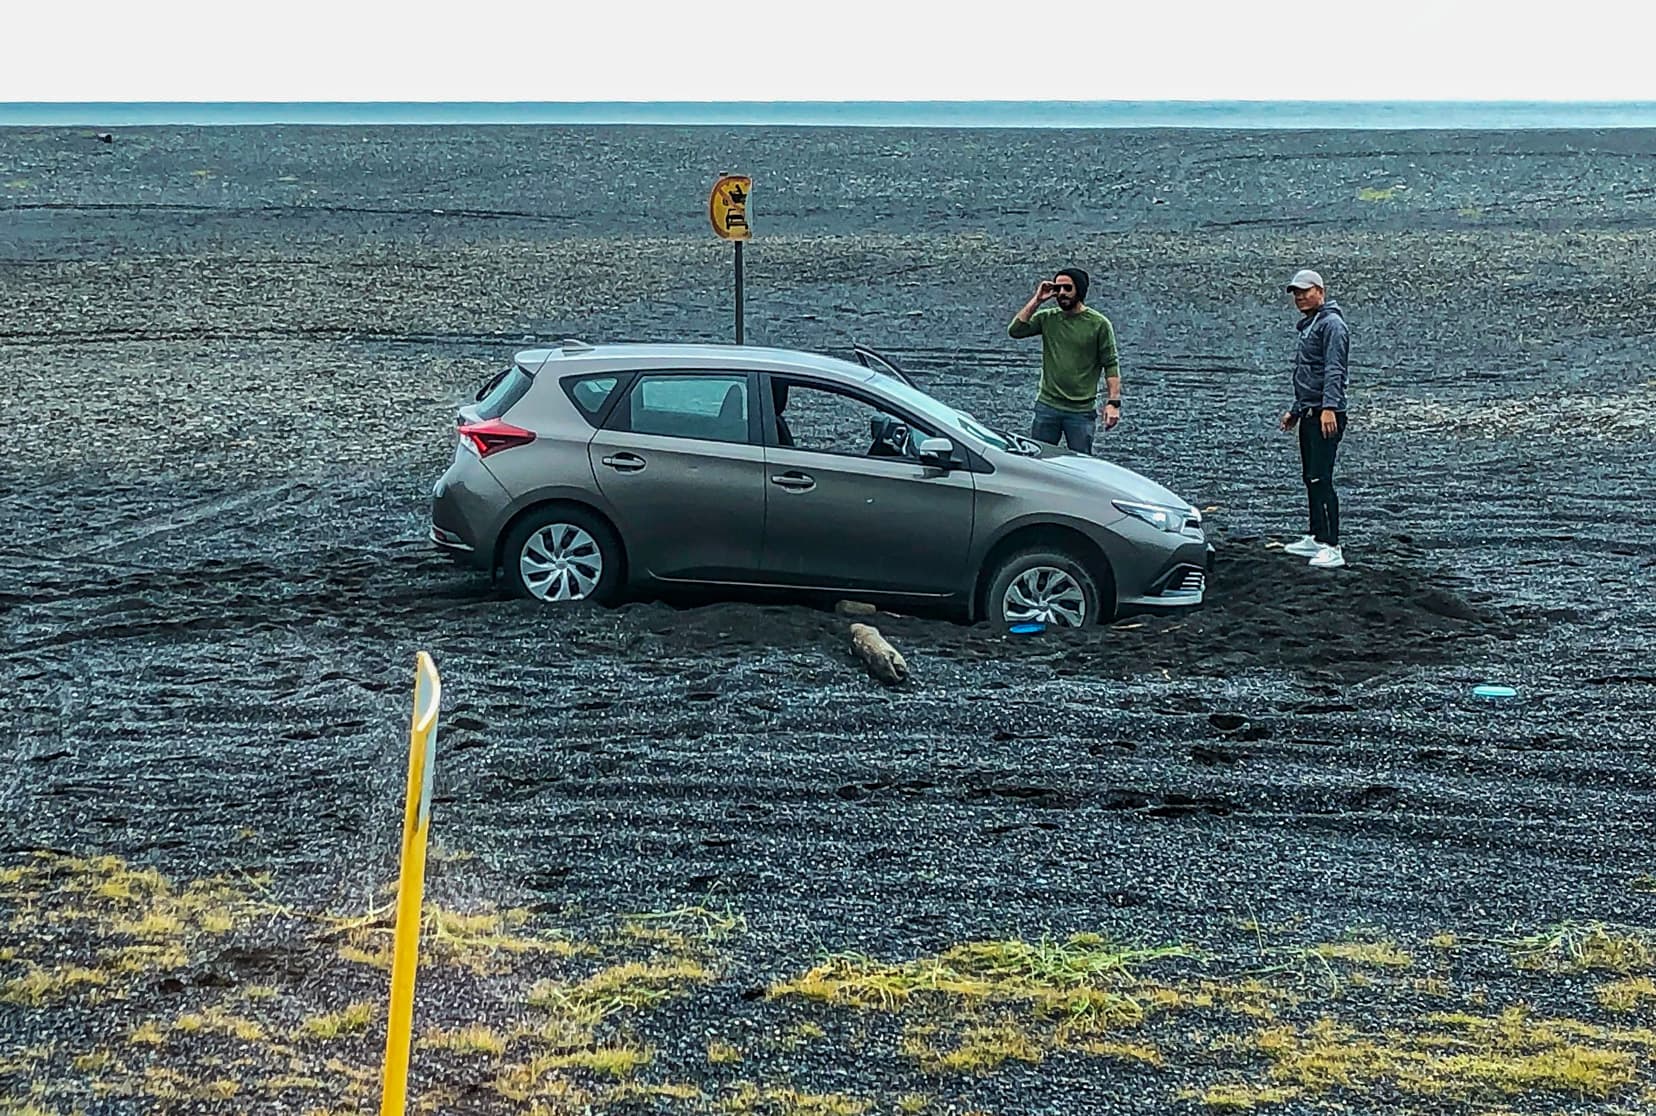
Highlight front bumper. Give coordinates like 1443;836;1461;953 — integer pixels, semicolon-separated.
1115;532;1212;610
1136;560;1208;605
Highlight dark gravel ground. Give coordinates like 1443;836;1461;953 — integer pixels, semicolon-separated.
1;124;1654;1115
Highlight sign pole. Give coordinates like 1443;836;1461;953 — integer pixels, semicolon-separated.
710;173;752;346
734;240;744;345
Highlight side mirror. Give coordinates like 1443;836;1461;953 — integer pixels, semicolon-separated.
917;436;955;467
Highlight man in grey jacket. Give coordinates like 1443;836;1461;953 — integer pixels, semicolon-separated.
1278;269;1350;569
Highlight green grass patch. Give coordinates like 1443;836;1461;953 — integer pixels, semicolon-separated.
1598;975;1656;1012
0;963;109;1006
902;1019;1043;1073
770;934;1187;1022
1183;1082;1302;1110
1314;939;1413;969
333;902;589;974
491;1044;652;1099
707;1039;743;1064
721;1082;872;1114
421;1023;508;1055
618;903;745;939
1252;1008;1644;1101
298;1001;377;1040
1507;922;1655;974
529;957;713;1023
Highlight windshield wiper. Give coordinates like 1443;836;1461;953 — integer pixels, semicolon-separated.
994;428;1044;456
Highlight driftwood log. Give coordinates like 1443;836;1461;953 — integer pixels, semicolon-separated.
849;623;909;686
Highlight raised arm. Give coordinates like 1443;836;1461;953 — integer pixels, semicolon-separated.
1008;280;1054;338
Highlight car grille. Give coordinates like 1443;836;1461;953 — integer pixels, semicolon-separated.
1161;567;1205;600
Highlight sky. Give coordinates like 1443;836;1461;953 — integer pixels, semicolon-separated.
8;1;1653;102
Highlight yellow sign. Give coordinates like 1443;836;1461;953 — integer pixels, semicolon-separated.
380;650;441;1116
710;174;752;240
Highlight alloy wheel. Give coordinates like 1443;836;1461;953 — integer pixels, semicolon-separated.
519;523;603;602
1003;566;1087;627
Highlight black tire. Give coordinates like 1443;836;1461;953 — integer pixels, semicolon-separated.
500;505;624;606
984;548;1104;628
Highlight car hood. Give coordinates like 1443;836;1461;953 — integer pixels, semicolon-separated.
1036;450;1194;510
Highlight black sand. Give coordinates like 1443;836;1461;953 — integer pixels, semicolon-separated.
1;125;1654;1114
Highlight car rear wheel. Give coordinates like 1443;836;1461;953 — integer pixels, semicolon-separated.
986;548;1101;628
502;506;622;606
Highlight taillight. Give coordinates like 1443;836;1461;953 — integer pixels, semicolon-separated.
458;419;536;458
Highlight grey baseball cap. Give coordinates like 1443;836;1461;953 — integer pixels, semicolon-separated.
1285;269;1325;291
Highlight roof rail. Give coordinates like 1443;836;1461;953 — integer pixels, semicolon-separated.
559;338;596;354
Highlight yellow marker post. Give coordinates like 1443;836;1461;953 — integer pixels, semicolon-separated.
380;650;441;1116
709;173;752;343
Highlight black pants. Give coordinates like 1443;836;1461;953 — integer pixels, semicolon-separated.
1298;409;1346;546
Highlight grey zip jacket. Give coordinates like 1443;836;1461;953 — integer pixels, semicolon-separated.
1291;300;1349;414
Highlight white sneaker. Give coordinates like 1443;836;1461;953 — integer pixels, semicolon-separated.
1309;545;1346;569
1283;535;1322;557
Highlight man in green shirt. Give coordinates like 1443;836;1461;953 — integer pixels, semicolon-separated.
1007;267;1122;453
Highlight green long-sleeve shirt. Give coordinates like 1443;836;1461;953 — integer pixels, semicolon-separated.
1007;306;1120;412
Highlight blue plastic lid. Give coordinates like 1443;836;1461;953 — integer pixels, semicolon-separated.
1009;622;1046;635
1472;684;1518;700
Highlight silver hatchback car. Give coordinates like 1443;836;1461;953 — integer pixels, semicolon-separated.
430;340;1208;627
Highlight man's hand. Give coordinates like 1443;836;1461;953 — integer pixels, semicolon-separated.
1319;409;1339;438
1101;402;1121;430
1034;280;1056;302
1280;411;1298;432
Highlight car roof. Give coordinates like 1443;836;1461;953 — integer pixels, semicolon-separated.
512;341;881;385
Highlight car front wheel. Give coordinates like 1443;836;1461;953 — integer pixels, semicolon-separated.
502;506;623;606
985;548;1102;628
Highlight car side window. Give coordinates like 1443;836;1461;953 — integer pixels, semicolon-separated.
771;381;925;459
624;374;750;445
568;374;622;415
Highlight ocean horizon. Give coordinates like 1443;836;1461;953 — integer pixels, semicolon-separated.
3;100;1656;130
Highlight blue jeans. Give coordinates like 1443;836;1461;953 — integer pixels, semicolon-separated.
1031;402;1097;453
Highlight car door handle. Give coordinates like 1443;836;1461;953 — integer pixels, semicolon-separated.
601;453;646;473
770;471;816;492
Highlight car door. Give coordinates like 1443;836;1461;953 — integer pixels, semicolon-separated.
759;375;975;594
588;370;766;582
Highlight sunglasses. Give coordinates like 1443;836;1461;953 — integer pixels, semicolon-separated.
1053;282;1075;292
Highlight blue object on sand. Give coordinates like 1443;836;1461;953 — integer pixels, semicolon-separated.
1472;684;1518;700
1009;622;1046;635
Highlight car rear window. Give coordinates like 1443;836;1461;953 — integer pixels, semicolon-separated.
473;365;534;421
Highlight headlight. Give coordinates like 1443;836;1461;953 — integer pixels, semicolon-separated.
1114;500;1193;533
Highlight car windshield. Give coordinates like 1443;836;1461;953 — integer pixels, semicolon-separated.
868;372;1011;453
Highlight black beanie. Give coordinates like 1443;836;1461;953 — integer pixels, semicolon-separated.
1057;267;1090;301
